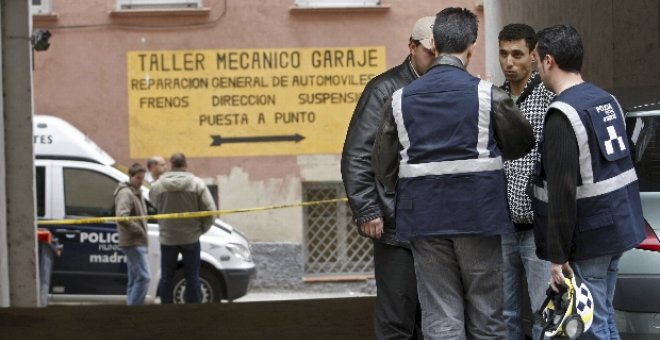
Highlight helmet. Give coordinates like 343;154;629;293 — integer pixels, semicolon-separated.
538;277;594;339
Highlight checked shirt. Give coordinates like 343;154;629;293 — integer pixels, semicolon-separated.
502;72;555;225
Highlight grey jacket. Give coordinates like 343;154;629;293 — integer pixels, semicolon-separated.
114;182;148;247
149;170;217;246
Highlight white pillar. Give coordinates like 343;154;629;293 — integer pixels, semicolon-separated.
483;0;504;86
0;0;39;307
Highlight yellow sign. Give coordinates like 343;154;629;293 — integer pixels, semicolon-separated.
126;47;386;157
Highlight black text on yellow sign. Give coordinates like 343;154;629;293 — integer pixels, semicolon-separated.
127;47;386;158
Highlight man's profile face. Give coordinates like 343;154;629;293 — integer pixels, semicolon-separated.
499;39;534;86
151;158;167;177
532;49;553;93
410;41;436;75
130;172;145;190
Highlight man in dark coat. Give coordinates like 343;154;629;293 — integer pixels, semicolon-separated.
341;15;435;340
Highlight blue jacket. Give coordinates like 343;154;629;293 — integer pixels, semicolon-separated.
372;55;534;241
532;82;645;261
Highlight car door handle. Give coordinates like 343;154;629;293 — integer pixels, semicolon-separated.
55;229;80;238
54;229;80;234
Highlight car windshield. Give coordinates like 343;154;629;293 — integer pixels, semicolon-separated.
626;111;660;192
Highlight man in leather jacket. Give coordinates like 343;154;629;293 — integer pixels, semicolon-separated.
340;16;435;340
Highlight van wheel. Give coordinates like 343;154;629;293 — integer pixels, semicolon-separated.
172;267;224;303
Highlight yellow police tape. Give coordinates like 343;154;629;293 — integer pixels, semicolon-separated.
37;198;349;226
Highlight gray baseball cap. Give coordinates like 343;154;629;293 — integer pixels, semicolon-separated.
411;16;435;50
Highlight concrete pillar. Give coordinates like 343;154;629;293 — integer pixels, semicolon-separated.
0;0;39;307
483;0;504;86
0;1;6;307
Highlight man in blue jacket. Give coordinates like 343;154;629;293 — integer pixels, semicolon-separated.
373;8;534;339
531;24;645;339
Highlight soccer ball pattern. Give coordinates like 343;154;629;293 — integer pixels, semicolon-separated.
573;279;595;332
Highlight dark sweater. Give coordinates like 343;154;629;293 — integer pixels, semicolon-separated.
543;109;578;263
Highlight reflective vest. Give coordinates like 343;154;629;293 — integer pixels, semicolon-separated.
393;64;513;240
532;82;645;260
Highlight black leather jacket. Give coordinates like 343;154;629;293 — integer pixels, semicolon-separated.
341;56;418;246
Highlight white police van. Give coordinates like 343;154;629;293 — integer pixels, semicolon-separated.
34;115;255;303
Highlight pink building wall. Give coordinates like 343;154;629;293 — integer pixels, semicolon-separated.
33;0;486;242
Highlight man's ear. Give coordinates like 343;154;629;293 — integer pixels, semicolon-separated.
466;42;476;60
431;37;438;56
408;41;416;55
543;54;555;70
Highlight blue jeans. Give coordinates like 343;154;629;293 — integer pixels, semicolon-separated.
159;241;201;304
120;246;150;305
411;235;506;340
501;230;551;340
571;254;622;340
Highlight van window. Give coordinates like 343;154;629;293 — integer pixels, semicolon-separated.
36;166;45;217
63;168;118;217
626;115;660;192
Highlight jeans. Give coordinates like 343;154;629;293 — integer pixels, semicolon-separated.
501;230;551;340
159;241;201;304
120;246;150;305
373;242;423;340
570;254;622;340
411;235;506;340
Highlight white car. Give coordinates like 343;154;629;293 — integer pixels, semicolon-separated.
35;115;255;303
613;87;660;339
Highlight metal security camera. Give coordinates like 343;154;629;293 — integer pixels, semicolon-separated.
31;29;51;51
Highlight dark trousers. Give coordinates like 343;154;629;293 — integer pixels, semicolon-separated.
159;241;201;304
373;241;423;340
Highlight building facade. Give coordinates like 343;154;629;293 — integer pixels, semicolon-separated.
32;0;486;287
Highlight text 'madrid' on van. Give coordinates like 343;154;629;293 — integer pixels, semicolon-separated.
34;115;255;304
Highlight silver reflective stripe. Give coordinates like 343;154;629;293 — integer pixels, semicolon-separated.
395;81;501;179
391;89;410;164
549;101;595;183
533;168;638;203
578;168;638;198
610;94;627;127
399;156;503;178
477;80;492;158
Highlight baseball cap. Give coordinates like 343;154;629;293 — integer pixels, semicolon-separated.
411;16;435;50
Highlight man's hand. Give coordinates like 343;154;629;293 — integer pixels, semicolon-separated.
361;218;384;239
549;262;575;292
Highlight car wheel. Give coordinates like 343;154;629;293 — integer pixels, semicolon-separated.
172;267;224;303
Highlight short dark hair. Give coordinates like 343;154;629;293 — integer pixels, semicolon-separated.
433;7;478;54
498;23;537;52
146;157;159;169
536;24;583;73
170;152;187;169
128;162;146;177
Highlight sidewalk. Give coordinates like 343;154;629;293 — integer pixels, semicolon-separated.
236;278;376;302
235;288;373;302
